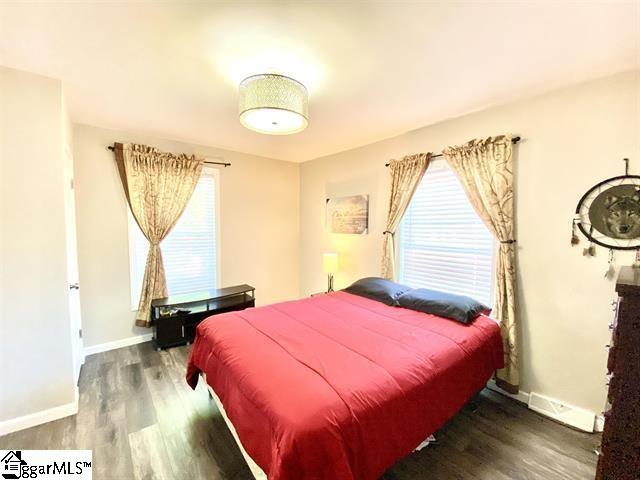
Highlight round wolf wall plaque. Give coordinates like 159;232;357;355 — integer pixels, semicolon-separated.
574;160;640;250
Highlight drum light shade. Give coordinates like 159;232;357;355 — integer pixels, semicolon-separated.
322;253;339;274
239;74;309;135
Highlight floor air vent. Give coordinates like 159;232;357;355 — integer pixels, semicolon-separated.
528;392;595;432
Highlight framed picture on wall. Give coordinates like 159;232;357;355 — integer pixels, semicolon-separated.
326;195;369;234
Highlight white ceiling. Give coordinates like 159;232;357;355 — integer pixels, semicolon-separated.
1;1;638;162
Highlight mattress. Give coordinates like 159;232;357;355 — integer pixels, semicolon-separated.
187;291;504;480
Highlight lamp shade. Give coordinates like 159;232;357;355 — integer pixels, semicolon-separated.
322;253;339;274
239;74;309;135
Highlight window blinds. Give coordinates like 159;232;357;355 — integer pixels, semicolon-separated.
129;170;217;307
398;160;494;306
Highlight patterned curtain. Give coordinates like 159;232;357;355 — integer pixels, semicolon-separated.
114;143;204;327
443;135;518;393
382;153;431;280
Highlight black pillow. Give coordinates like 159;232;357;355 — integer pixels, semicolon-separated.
397;288;491;324
343;277;412;306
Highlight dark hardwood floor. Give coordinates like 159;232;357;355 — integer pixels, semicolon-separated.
0;343;600;479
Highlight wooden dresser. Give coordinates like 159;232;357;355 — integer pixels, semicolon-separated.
596;266;640;480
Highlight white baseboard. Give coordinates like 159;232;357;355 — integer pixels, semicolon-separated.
486;379;531;404
528;391;595;433
487;380;599;433
0;387;79;436
595;414;605;433
1;334;153;436
83;333;153;357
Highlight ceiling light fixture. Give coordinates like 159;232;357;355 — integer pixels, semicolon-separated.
239;73;308;135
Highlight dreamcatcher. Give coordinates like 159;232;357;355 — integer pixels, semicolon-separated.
571;158;640;278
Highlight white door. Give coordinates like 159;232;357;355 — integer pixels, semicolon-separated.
63;146;84;384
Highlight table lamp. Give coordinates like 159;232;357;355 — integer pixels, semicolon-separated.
322;253;339;292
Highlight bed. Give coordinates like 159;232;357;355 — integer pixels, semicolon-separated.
186;290;504;480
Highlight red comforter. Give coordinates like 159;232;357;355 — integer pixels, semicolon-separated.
186;291;503;480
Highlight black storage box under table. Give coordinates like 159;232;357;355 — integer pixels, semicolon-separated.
150;284;255;350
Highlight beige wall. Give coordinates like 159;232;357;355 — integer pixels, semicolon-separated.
72;124;300;348
0;68;76;421
3;67;636;424
299;71;640;414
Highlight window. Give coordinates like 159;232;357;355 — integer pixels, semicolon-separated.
128;168;219;308
398;160;494;306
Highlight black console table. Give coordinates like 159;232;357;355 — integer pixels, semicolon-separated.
151;284;255;350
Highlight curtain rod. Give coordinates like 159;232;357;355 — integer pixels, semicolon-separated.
107;145;231;167
385;136;521;167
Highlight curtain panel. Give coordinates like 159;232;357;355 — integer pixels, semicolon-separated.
114;143;204;327
382;153;431;280
443;135;519;393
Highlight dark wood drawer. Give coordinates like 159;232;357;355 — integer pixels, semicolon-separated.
596;268;640;480
153;315;186;349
